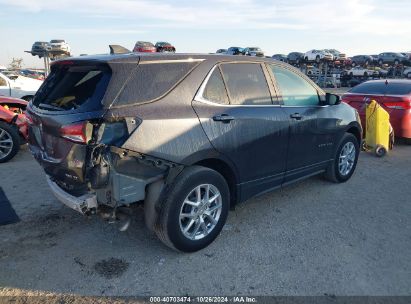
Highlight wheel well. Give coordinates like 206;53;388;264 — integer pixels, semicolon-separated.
347;126;362;144
194;158;238;208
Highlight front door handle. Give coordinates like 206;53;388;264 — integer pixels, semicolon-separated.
213;114;235;123
290;113;303;120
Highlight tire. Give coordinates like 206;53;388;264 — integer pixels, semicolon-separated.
315;56;320;63
379;60;383;65
394;60;399;65
352;62;356;67
364;72;368;77
155;166;229;252
407;73;411;79
375;145;387;157
324;133;359;183
304;57;308;62
0;122;20;163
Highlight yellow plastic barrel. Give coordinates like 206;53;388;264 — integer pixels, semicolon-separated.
365;100;391;156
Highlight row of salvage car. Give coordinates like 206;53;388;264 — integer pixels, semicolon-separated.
216;47;411;67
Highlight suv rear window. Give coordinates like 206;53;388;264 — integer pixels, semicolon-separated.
114;61;199;106
349;82;386;95
32;65;111;112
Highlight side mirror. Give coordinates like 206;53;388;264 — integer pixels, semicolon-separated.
325;93;341;105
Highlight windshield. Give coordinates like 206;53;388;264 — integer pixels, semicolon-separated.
51;40;65;43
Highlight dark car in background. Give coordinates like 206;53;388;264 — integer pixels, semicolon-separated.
342;80;411;143
351;55;374;67
27;53;362;252
272;54;288;62
287;52;304;64
216;49;227;54
377;52;408;65
31;41;49;58
226;47;244;55
155;42;176;53
243;47;264;57
133;41;156;53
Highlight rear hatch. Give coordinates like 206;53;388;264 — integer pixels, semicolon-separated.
27;61;111;189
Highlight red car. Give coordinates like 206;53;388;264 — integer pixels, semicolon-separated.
342;80;411;143
132;41;156;53
0;96;28;162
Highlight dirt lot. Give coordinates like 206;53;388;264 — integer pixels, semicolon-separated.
0;143;410;297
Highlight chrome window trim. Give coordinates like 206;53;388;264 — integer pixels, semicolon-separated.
194;63;281;107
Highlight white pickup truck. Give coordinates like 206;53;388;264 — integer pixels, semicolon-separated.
0;72;42;101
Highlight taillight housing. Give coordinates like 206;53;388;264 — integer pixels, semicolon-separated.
60;121;92;144
383;97;411;110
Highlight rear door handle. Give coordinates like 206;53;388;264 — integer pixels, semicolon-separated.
213;114;235;123
290;113;303;120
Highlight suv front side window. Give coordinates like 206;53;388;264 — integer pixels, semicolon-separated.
270;65;319;106
220;63;272;105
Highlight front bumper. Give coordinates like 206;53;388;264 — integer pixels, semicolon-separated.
47;176;97;214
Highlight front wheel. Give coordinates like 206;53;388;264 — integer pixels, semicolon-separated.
155;166;229;252
324;133;359;183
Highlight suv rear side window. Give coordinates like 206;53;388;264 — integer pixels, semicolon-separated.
220;63;272;105
349;82;386;95
270;65;319;106
115;61;199;106
32;65;111;112
203;68;229;104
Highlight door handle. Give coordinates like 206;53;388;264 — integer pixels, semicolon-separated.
290;113;303;120
213;114;235;123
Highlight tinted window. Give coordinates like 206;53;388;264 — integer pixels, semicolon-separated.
115;62;199;106
220;63;272;105
32;65;111;112
349;82;386;94
386;83;411;95
270;65;319;106
203;68;229;104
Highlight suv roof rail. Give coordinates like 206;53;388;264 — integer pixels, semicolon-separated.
109;45;131;55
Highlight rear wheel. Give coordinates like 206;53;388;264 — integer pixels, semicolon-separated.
0;122;20;163
155;166;229;252
324;133;359;183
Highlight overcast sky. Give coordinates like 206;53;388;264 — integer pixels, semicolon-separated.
1;0;410;68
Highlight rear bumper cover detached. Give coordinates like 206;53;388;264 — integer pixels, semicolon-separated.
46;176;97;214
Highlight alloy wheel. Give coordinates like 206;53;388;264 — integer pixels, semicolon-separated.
0;128;14;161
338;142;356;176
179;184;222;241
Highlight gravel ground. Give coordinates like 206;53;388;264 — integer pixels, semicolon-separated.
0;144;410;297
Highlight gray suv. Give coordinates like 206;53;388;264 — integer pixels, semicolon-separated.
378;52;408;65
27;52;362;252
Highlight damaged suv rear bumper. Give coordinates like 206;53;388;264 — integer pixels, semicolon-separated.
47;176;98;214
